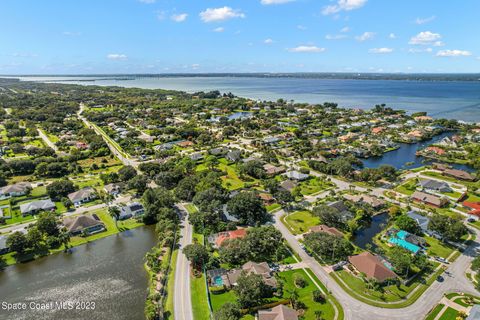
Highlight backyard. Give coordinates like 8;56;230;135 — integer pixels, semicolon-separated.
281;211;320;235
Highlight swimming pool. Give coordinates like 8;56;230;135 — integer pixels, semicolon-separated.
213;276;224;286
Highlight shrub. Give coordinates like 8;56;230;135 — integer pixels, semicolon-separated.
312;290;325;303
294;273;306;288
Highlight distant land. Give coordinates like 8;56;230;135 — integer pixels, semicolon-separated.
3;73;480;82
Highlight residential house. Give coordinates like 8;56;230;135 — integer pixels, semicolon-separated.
0;182;31;199
407;211;430;233
208;229;247;248
0;236;9;255
176;140;194;148
226;150;242;162
258;305;298;320
263;164;286;176
424;146;446;156
328;201;354;222
411;191;448;208
226;262;277;288
443;169;475;181
258;193;274;206
121;202;145;218
388;230;422;254
280;180;297;192
348;252;397;282
189;152;204;161
284;171;309;181
343;194;386;209
63;215;105;236
104;183;122;197
463;202;480;219
209;147;229;156
20;199;56;216
68;187;97;207
263;136;281;145
419;179;452;193
309;225;344;237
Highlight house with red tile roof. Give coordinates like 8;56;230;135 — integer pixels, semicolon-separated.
348;252;397;282
209;229;247;248
425;146;446;156
463;202;480;217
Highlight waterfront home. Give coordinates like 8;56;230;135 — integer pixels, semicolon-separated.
443;169;475;181
0;182;31;199
343;194;386;209
104;183;122;197
63;215;105;236
20;199;56;216
411;191;448;208
258;305;298;320
309;225;344;237
68;187;97;207
419;179;452;193
208;228;247;248
284;170;309;181
348;252;397;283
432;163;450;171
424;146;446;156
121;202;145;218
0;236;9;255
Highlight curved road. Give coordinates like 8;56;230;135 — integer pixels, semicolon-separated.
275;209;479;320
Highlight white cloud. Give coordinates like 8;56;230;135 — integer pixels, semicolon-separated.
261;0;295;4
340;26;350;33
200;7;245;23
436;50;472;57
355;31;375;41
415;16;436;25
157;11;167;20
213;27;225;32
325;34;347;40
297;25;307;30
409;31;441;45
389;33;396;39
369;47;393;54
171;13;188;22
264;38;274;44
408;47;433;53
322;0;367;15
107;54;128;60
191;64;200;70
288;46;325;53
138;0;155;3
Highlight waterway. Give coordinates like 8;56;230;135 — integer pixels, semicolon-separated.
0;226;156;320
352;213;389;251
362;131;474;171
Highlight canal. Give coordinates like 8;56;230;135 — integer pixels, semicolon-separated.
362;131;474;171
0;226;156;320
352;213;389;251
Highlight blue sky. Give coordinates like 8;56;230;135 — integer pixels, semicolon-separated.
1;0;479;74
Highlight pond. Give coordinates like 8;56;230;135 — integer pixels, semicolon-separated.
0;226;156;320
352;213;389;251
362;131;474;171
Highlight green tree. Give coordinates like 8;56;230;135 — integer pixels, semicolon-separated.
233;272;272;308
213;302;242;320
118;165;137;182
6;232;29;254
396;215;422;235
312;204;344;229
36;212;59;236
46;180;75;201
183;243;209;271
303;232;354;264
227;192;269;226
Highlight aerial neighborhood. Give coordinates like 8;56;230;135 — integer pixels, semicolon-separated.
1;78;480;320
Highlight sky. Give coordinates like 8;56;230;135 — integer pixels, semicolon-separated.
0;0;479;74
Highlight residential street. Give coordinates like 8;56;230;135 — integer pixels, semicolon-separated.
274;209;479;320
173;204;194;320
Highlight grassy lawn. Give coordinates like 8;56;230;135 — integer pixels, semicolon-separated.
281;211;319;235
395;178;418;196
191;273;210;320
299;177;333;196
184;203;198;214
425;304;445;320
266;203;281;213
424;236;455;259
219;163;245;190
67;208;119;247
30;186;47;197
210;289;236;312
438;307;458;320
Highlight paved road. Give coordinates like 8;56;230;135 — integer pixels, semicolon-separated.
37;128;68;156
173;204;194;320
275;208;479;320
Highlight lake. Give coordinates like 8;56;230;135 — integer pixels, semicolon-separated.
362;131;474;171
14;76;480;123
352;213;389;251
0;227;156;320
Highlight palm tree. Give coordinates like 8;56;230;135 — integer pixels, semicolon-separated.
314;310;324;320
109;206;120;229
289;289;300;309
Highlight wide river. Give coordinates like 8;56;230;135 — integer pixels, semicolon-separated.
0;227;156;320
14;75;480;122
